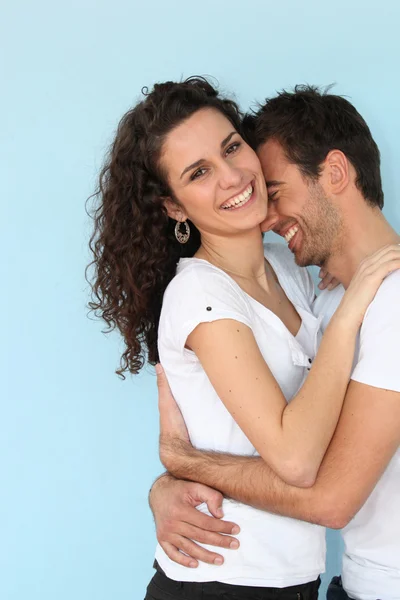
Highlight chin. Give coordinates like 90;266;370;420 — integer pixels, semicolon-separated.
292;246;314;268
293;254;311;268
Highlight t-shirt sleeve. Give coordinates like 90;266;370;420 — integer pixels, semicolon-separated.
163;265;253;352
351;273;400;393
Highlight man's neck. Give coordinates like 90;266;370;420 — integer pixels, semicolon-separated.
325;208;400;288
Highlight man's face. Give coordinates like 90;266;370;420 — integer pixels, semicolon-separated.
257;139;342;267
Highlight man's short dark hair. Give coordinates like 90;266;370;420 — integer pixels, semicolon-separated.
243;85;384;209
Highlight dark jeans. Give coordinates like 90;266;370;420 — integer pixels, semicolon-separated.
326;577;351;600
144;562;321;600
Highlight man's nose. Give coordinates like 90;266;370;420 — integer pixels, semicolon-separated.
260;198;280;233
260;214;280;233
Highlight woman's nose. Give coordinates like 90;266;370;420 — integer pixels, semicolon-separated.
218;162;243;190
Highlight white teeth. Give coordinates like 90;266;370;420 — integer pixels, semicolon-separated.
221;184;253;210
284;225;299;243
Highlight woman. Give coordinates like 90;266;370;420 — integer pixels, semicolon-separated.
88;78;400;599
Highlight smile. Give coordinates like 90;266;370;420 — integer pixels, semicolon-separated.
220;183;254;210
284;225;299;243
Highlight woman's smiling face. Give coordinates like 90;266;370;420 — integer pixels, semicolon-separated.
161;108;269;237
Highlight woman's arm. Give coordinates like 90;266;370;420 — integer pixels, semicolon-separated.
187;245;400;488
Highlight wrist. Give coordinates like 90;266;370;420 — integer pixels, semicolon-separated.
150;471;174;493
328;311;360;337
149;471;175;512
160;435;194;476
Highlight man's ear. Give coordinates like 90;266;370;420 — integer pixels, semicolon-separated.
162;197;187;222
323;150;350;194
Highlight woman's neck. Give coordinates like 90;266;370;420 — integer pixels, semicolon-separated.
195;228;267;282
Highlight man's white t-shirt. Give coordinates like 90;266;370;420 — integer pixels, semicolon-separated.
314;273;400;600
156;243;326;587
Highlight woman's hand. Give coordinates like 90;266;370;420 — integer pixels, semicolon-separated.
318;268;341;291
334;244;400;331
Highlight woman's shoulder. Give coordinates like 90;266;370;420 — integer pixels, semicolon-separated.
163;258;242;306
160;257;252;336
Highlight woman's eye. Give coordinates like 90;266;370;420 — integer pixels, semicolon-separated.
191;167;207;181
226;142;240;155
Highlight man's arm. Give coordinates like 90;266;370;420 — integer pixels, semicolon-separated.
160;380;400;529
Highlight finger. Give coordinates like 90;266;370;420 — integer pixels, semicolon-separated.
363;252;400;279
372;257;400;280
181;508;240;535
318;274;333;290
318;268;326;279
197;488;224;519
360;245;400;271
173;535;225;566
176;523;240;549
328;278;340;290
160;541;199;568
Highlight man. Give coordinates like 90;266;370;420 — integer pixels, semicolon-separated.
150;86;400;599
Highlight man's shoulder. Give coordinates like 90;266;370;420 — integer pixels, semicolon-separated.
363;270;400;326
352;270;400;391
372;269;400;299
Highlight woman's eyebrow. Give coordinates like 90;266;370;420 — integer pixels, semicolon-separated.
180;159;203;179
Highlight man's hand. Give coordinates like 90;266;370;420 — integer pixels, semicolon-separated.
149;474;240;568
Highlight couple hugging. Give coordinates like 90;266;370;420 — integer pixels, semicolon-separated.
88;78;400;600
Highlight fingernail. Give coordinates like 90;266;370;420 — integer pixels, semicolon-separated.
189;561;198;568
214;557;223;565
155;364;163;375
230;540;239;549
231;525;240;534
318;282;323;289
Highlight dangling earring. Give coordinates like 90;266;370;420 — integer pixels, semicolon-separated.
174;220;190;244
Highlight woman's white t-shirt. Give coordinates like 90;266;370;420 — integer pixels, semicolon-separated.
155;243;326;587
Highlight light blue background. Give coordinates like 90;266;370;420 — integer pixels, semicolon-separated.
2;1;400;598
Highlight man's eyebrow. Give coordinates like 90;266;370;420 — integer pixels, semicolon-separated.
180;131;238;179
266;180;284;188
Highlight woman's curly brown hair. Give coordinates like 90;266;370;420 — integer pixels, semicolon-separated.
87;77;243;377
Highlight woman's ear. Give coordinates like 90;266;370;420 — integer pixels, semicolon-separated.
162;197;187;222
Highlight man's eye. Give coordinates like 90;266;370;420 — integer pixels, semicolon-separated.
191;167;207;181
268;191;278;202
226;142;241;155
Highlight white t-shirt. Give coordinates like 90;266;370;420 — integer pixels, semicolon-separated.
156;243;326;587
314;273;400;600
